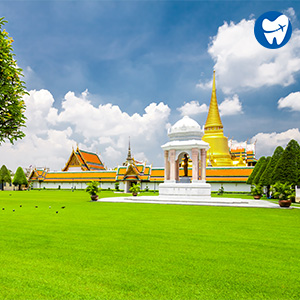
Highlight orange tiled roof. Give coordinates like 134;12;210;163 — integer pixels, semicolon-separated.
79;150;105;170
44;171;117;182
62;148;105;171
28;168;49;181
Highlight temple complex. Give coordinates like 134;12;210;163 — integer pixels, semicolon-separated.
29;71;256;192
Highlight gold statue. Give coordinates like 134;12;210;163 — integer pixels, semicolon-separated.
183;154;189;177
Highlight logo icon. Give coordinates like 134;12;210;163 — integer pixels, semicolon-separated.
254;11;292;49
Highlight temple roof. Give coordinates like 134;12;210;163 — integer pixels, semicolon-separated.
62;147;105;171
204;71;223;130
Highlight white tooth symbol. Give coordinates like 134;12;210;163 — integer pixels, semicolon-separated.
262;15;289;45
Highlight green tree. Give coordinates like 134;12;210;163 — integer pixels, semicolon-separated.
246;156;266;185
253;156;270;185
0;164;11;190
12;167;28;190
0;17;27;144
259;146;284;187
272;139;300;186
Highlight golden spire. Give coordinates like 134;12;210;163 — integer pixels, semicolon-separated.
127;136;132;160
204;71;223;130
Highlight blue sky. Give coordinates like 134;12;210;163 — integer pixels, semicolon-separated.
1;0;300;171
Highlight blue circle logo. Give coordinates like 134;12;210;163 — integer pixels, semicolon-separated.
254;11;292;49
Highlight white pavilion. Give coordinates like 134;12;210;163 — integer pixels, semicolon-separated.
159;115;211;200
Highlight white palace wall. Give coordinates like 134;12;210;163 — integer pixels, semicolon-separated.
33;180;250;193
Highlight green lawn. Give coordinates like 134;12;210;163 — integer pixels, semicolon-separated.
0;190;299;299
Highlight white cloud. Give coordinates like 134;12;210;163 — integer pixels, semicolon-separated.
284;7;296;22
103;146;122;162
0;127;76;172
133;152;148;163
196;80;212;90
202;18;300;94
23;89;56;134
0;89;171;171
177;101;208;116
278;92;300;111
251;128;300;157
219;94;243;116
51;91;170;142
22;66;44;89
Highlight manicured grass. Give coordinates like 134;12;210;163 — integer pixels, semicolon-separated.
211;192;255;199
0;190;299;299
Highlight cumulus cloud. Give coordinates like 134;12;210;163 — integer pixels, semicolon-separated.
23;89;57;134
219;94;243;116
196;80;212;90
278;92;300;111
0;89;170;171
103;146;123;164
284;7;296;22
200;18;300;94
177;101;208;116
251;128;300;157
50;91;170;142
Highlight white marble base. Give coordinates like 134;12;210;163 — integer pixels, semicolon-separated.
159;181;211;201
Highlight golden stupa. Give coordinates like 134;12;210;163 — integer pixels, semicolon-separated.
202;71;233;166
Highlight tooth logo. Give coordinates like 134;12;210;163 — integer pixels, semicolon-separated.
254;11;292;49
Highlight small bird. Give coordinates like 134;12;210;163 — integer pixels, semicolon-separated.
35;206;38;208
20;205;22;208
61;206;65;209
13;210;15;212
56;211;58;214
2;208;4;210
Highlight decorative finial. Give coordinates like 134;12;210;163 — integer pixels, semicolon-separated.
212;70;216;92
127;136;132;160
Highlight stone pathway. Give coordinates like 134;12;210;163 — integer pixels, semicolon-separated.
96;196;296;209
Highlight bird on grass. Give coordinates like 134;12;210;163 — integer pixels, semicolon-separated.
61;206;65;209
56;211;58;214
13;210;15;212
2;208;4;210
35;206;38;208
20;205;22;208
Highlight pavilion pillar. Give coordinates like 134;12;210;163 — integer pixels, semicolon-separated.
175;159;179;181
164;150;170;181
169;149;176;182
201;149;207;182
192;148;199;181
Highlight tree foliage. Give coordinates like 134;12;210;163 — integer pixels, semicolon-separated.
0;164;11;190
12;166;28;190
272;139;300;186
253;156;270;185
259;146;284;187
0;17;27;144
246;156;266;185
